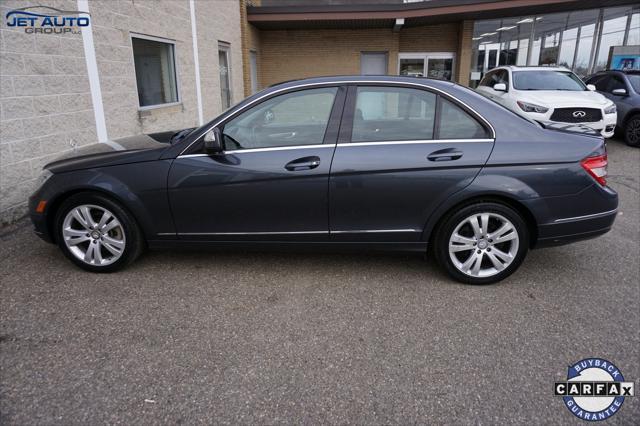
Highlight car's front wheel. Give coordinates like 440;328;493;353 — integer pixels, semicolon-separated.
55;193;144;272
624;114;640;147
434;202;529;285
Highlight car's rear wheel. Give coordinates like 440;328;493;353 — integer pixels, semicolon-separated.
55;193;144;272
434;202;529;285
624;114;640;147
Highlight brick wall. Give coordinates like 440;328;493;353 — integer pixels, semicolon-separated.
258;23;465;88
260;28;400;87
456;20;474;86
398;23;459;53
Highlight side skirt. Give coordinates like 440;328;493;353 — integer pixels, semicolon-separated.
146;240;428;253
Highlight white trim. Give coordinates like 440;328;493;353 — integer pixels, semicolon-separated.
77;0;108;143
129;32;176;44
179;80;496;156
189;0;204;126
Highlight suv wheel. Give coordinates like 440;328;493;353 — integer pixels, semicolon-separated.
434;202;529;285
624;114;640;147
55;193;144;272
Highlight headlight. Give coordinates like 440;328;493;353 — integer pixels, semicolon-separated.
517;100;549;113
604;103;616;114
35;169;53;188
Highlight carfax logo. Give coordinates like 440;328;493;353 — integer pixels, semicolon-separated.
555;358;635;421
5;5;89;35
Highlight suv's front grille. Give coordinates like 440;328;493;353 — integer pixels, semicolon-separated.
550;108;602;123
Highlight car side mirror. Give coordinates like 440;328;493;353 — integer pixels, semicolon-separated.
203;128;223;154
612;88;627;96
493;83;507;92
587;84;596;91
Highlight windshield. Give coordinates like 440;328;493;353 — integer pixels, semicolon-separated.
512;70;587;91
628;74;640;93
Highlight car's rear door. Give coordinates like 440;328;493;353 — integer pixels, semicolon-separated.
167;85;346;240
328;84;494;242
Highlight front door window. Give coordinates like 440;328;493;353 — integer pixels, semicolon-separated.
222;87;338;150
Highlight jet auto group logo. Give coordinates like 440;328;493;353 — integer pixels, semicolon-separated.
555;358;635;421
5;5;90;35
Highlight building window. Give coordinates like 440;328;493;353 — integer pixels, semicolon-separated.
470;5;640;87
249;50;259;94
218;42;232;110
132;36;178;108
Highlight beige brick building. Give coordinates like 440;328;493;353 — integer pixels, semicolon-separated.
1;0;638;224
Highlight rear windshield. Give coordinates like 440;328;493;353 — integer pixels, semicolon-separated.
512;71;587;91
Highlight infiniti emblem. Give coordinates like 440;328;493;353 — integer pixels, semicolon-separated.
572;110;586;118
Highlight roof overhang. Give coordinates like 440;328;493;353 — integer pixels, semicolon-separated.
248;0;638;30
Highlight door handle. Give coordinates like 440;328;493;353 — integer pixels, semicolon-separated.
285;156;321;171
427;148;463;162
268;132;296;139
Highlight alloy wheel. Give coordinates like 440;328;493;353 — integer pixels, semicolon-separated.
448;212;519;278
62;204;126;266
627;118;640;145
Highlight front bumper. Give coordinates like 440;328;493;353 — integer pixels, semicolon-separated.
29;190;55;243
524;110;617;138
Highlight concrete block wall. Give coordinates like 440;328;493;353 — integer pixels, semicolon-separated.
1;0;96;224
0;0;244;224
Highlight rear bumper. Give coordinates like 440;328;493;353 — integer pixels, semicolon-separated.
534;209;617;248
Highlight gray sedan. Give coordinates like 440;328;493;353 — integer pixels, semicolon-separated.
29;76;618;284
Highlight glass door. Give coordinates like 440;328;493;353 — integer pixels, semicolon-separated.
399;56;426;77
426;55;454;80
398;53;455;80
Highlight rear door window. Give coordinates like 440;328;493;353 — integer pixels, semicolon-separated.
351;86;436;142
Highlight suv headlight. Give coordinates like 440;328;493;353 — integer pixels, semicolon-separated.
604;103;616;114
517;100;549;114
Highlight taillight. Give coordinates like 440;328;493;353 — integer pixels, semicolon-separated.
581;154;608;186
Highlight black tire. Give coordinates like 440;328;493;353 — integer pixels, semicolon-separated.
54;192;144;272
433;201;529;285
624;114;640;147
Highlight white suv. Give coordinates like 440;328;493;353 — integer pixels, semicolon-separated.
476;66;617;138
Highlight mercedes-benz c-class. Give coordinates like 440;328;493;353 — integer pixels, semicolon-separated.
30;76;618;284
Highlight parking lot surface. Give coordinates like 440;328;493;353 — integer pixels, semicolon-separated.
1;139;639;424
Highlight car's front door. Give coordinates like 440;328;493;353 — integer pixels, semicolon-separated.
329;85;494;242
168;85;345;240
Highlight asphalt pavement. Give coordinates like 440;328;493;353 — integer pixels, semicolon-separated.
1;139;638;424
